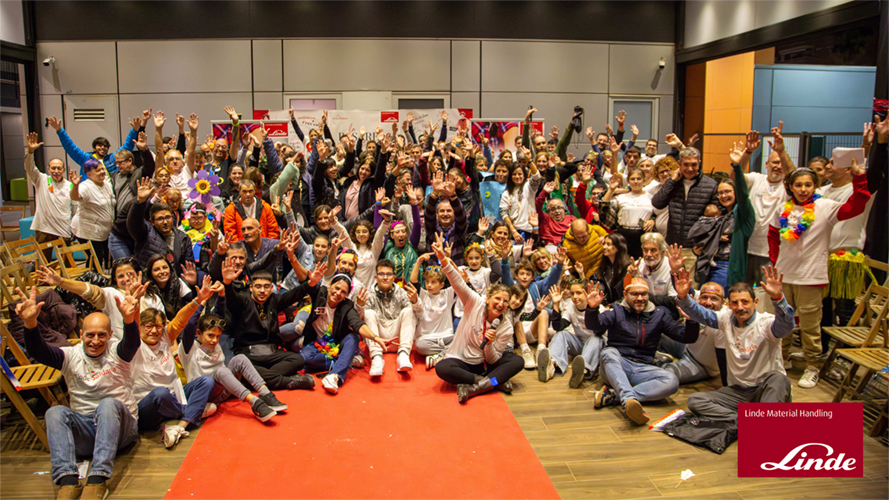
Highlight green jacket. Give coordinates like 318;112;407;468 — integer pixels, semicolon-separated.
728;162;756;286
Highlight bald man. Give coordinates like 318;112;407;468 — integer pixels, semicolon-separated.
17;286;142;499
660;282;727;385
563;218;608;279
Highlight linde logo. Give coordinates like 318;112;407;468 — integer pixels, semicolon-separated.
381;111;399;123
739;403;862;477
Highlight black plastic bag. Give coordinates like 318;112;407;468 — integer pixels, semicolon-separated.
663;413;737;454
54;270;111;318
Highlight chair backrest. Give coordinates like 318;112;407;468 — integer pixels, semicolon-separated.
0;320;29;366
0;206;26;230
1;262;28;311
35;238;67;273
867;258;889;287
6;238;48;285
860;285;889;348
56;241;104;278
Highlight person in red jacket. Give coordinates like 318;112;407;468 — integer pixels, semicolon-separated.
536;180;576;252
223;179;280;242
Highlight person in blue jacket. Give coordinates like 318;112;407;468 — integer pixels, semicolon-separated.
48;115;138;178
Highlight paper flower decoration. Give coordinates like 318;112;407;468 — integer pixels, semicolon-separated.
187;170;221;204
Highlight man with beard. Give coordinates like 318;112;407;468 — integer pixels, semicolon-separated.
661;282;727;385
537;182;577;253
424;173;468;265
128;178;193;272
677;266;793;422
635;232;679;298
563;218;608;279
586;278;699;425
203;106;240;179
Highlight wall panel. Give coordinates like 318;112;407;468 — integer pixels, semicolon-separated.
283;40;450;92
117;41;252;94
452;40;480;92
253;40;283;92
253;93;284;113
451;92;480;116
481;41;608;93
36;42;118;95
608;44;675;95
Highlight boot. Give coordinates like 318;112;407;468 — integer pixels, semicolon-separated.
457;375;495;403
497;380;514;394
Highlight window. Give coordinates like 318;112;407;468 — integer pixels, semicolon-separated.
609;97;660;143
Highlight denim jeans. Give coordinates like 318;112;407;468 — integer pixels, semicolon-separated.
136;376;214;431
279;308;311;352
687;371;792;421
301;333;359;385
706;259;729;290
108;232;135;261
45;398;138;484
599;347;679;406
549;330;603;375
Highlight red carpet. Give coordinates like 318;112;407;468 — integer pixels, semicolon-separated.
164;351;559;500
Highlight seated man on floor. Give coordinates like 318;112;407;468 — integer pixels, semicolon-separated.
544;281;603;389
17;285;142;500
676;266;793;422
222;261;315;391
660;282;727;386
365;259;417;375
585;278;700;425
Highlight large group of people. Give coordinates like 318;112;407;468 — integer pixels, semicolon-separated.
13;100;886;499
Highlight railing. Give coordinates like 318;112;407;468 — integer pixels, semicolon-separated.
699;132;864;173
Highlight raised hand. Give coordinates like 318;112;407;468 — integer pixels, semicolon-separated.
851;158;866;176
745;130;761;154
135;131;148;150
129;115;142;131
180;261;197;286
115;281;149;324
224;106;239;123
686;133;700;149
630;124;639;137
141;108;152;127
136;176;155;203
321;110;328;127
729;141;744;165
543;180;557;194
666;243;685;273
549;285;563;304
209;281;225;296
477;216;490;235
289;108;295;120
759;265;784;300
608;174;623;191
259;121;269;140
525;107;537;121
26;132;43;154
47;116;62;132
587;285;605;309
176;113;185;131
875;114;888;143
664;133;684;150
431;231;447;263
440;110;448;124
187;113;199;133
627;258;641;277
14;286;46;328
308;261;328;286
216;232;233;255
608;135;622;154
196;275;214;303
379;209;394;222
35;265;63;287
574;261;584;277
355;286;369;307
405;282;419;304
672;267;692;299
154;110;166;129
555;246;568;265
536;294;552;311
550;125;559;140
768;120;785;153
616;110;626;127
459;267;471;283
522;238;534;259
529;211;539;228
221;256;243;284
68;170;81;187
586;126;595;141
329;205;342;221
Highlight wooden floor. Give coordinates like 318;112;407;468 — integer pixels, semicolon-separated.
502;355;889;500
1;356;887;500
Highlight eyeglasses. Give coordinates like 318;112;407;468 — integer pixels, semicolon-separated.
377;272;395;278
202;318;226;330
153;215;174;222
627;291;649;298
142;323;165;331
549;206;565;212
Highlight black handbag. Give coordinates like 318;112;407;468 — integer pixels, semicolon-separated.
663;413;738;454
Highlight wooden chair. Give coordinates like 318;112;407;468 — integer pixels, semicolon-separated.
56;241;105;280
35;238;73;277
0;321;69;451
867;258;889;287
1;262;30;315
5;237;50;288
820;284;888;380
0;206;26;242
833;344;888;437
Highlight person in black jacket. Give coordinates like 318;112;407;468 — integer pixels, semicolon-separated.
127;177;194;272
221;262;316;392
651;146;718;283
109;127;157;260
300;273;386;395
584;278;699;426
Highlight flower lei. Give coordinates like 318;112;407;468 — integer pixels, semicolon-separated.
313;322;340;360
778;194;820;241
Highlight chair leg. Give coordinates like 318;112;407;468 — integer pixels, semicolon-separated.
37;386;60;407
851;368;875;401
50;384;69;407
0;376;49;451
833;362;859;403
818;341;843;380
869;405;888;438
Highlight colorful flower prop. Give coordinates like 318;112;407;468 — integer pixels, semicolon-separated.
187;170;221;204
314;323;340;360
778;195;820;241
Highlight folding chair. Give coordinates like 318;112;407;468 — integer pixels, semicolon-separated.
0;206;26;242
36;238;72;276
1;262;29;316
820;284;888;380
0;321;69;451
56;241;105;280
5;237;51;288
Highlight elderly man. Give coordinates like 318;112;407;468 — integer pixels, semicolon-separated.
18;285;143;500
676;266;793;422
536;180;577;252
636;232;678;298
651;145;718;279
585;278;699;425
661;282;727;385
24;133;73;262
203;106;240;179
127;178;194;272
563;218;608;279
424;176;468;265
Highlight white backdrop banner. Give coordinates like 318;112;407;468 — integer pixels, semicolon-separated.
265;109;463;153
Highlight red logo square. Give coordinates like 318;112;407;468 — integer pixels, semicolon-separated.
381;111;399;123
738;403;863;477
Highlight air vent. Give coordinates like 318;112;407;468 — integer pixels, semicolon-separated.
73;109;105;121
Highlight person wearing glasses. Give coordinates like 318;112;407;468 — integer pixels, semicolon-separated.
364;259;417;375
536;180;576;254
586;278;700;426
128;177;195;273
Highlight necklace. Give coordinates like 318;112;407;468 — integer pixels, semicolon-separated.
779;195;820;241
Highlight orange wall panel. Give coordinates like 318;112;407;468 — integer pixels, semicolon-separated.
703;52;754;173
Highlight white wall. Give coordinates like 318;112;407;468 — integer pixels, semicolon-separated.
684;0;854;48
35;38;675;164
0;0;25;45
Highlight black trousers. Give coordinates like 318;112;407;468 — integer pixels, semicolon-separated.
616;226;644;260
242;350;304;390
435;351;524;386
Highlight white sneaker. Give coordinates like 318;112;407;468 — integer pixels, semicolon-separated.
521;347;537;369
396;351;413;372
798;366;820;389
784;359;793;370
426;352;444;370
826;368;845;381
202;403;217;419
351;354;365;368
369;356;384;377
322;373;339;394
789;352;805;361
163;424;189;448
537;347;555;383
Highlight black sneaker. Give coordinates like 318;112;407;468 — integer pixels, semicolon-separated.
259;392;288;412
568;356;585;389
251;399;277;422
285;374;315;390
593;386;615;408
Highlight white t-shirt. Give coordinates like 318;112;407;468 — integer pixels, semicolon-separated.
85;287;125;340
500;173;542;232
131;337;183;403
443;263;514;365
638;257;676;297
519;294;538;341
170;168;194;199
683;178;695;197
312;304;337;337
413;288;456;341
181;340;225;383
715;308;786;387
685;306;726;377
746;173;788;257
645;181;669;235
770;198;842;285
60;341;137;419
613;191;654;228
819;182;872;252
560;300;596;341
454;266;492;318
25;153;72;238
72;179;115;241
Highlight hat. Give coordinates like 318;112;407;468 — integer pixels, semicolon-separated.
625;277;649;292
699;282;725;299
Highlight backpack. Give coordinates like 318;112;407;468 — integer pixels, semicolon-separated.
663;413;738;454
